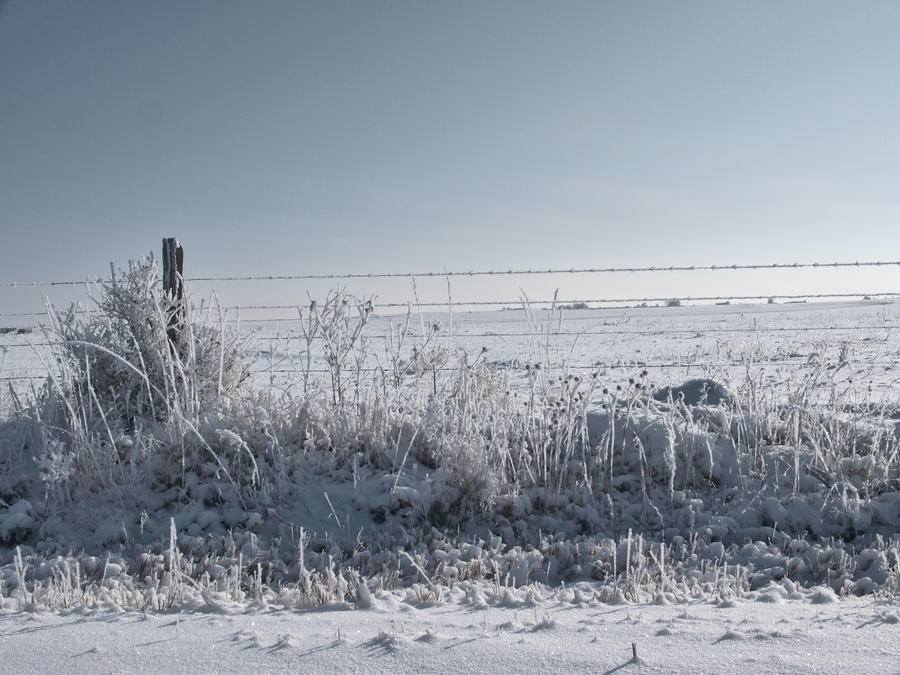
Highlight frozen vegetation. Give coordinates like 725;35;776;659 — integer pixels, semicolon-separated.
0;257;898;671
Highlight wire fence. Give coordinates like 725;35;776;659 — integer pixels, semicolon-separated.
1;257;898;385
2;258;899;288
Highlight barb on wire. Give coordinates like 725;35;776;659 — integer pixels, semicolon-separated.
0;279;103;289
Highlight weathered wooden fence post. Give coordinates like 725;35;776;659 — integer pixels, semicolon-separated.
162;237;184;347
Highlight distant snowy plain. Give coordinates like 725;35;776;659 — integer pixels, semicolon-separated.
5;299;898;400
244;299;900;399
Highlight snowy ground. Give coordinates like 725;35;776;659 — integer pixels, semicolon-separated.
2;593;898;673
248;299;900;387
5;299;900;399
2;297;899;672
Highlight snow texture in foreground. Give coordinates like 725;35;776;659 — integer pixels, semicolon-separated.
1;593;898;674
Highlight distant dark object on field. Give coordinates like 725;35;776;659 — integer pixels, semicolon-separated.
653;378;734;407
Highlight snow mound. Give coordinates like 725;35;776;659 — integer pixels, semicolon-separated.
653;378;735;406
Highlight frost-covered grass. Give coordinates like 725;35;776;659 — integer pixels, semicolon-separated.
0;257;899;613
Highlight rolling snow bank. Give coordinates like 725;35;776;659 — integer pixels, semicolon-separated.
0;258;898;614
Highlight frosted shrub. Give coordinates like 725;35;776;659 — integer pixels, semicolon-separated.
32;257;251;500
429;433;499;522
305;289;373;407
56;257;249;418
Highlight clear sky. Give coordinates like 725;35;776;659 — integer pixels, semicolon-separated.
2;1;899;313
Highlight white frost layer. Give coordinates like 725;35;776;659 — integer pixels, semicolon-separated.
1;595;897;674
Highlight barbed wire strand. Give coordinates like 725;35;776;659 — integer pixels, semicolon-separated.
185;260;900;282
2;259;900;288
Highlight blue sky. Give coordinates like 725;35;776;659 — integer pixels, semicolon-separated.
1;1;899;312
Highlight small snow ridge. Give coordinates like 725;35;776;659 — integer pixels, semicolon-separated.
363;630;403;655
530;615;557;631
756;591;783;604
414;629;439;644
232;629;257;643
273;633;297;650
715;630;743;643
652;378;734;406
808;586;838;604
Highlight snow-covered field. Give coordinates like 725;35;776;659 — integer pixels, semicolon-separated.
6;298;899;399
2;593;898;673
1;270;899;673
243;298;900;397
